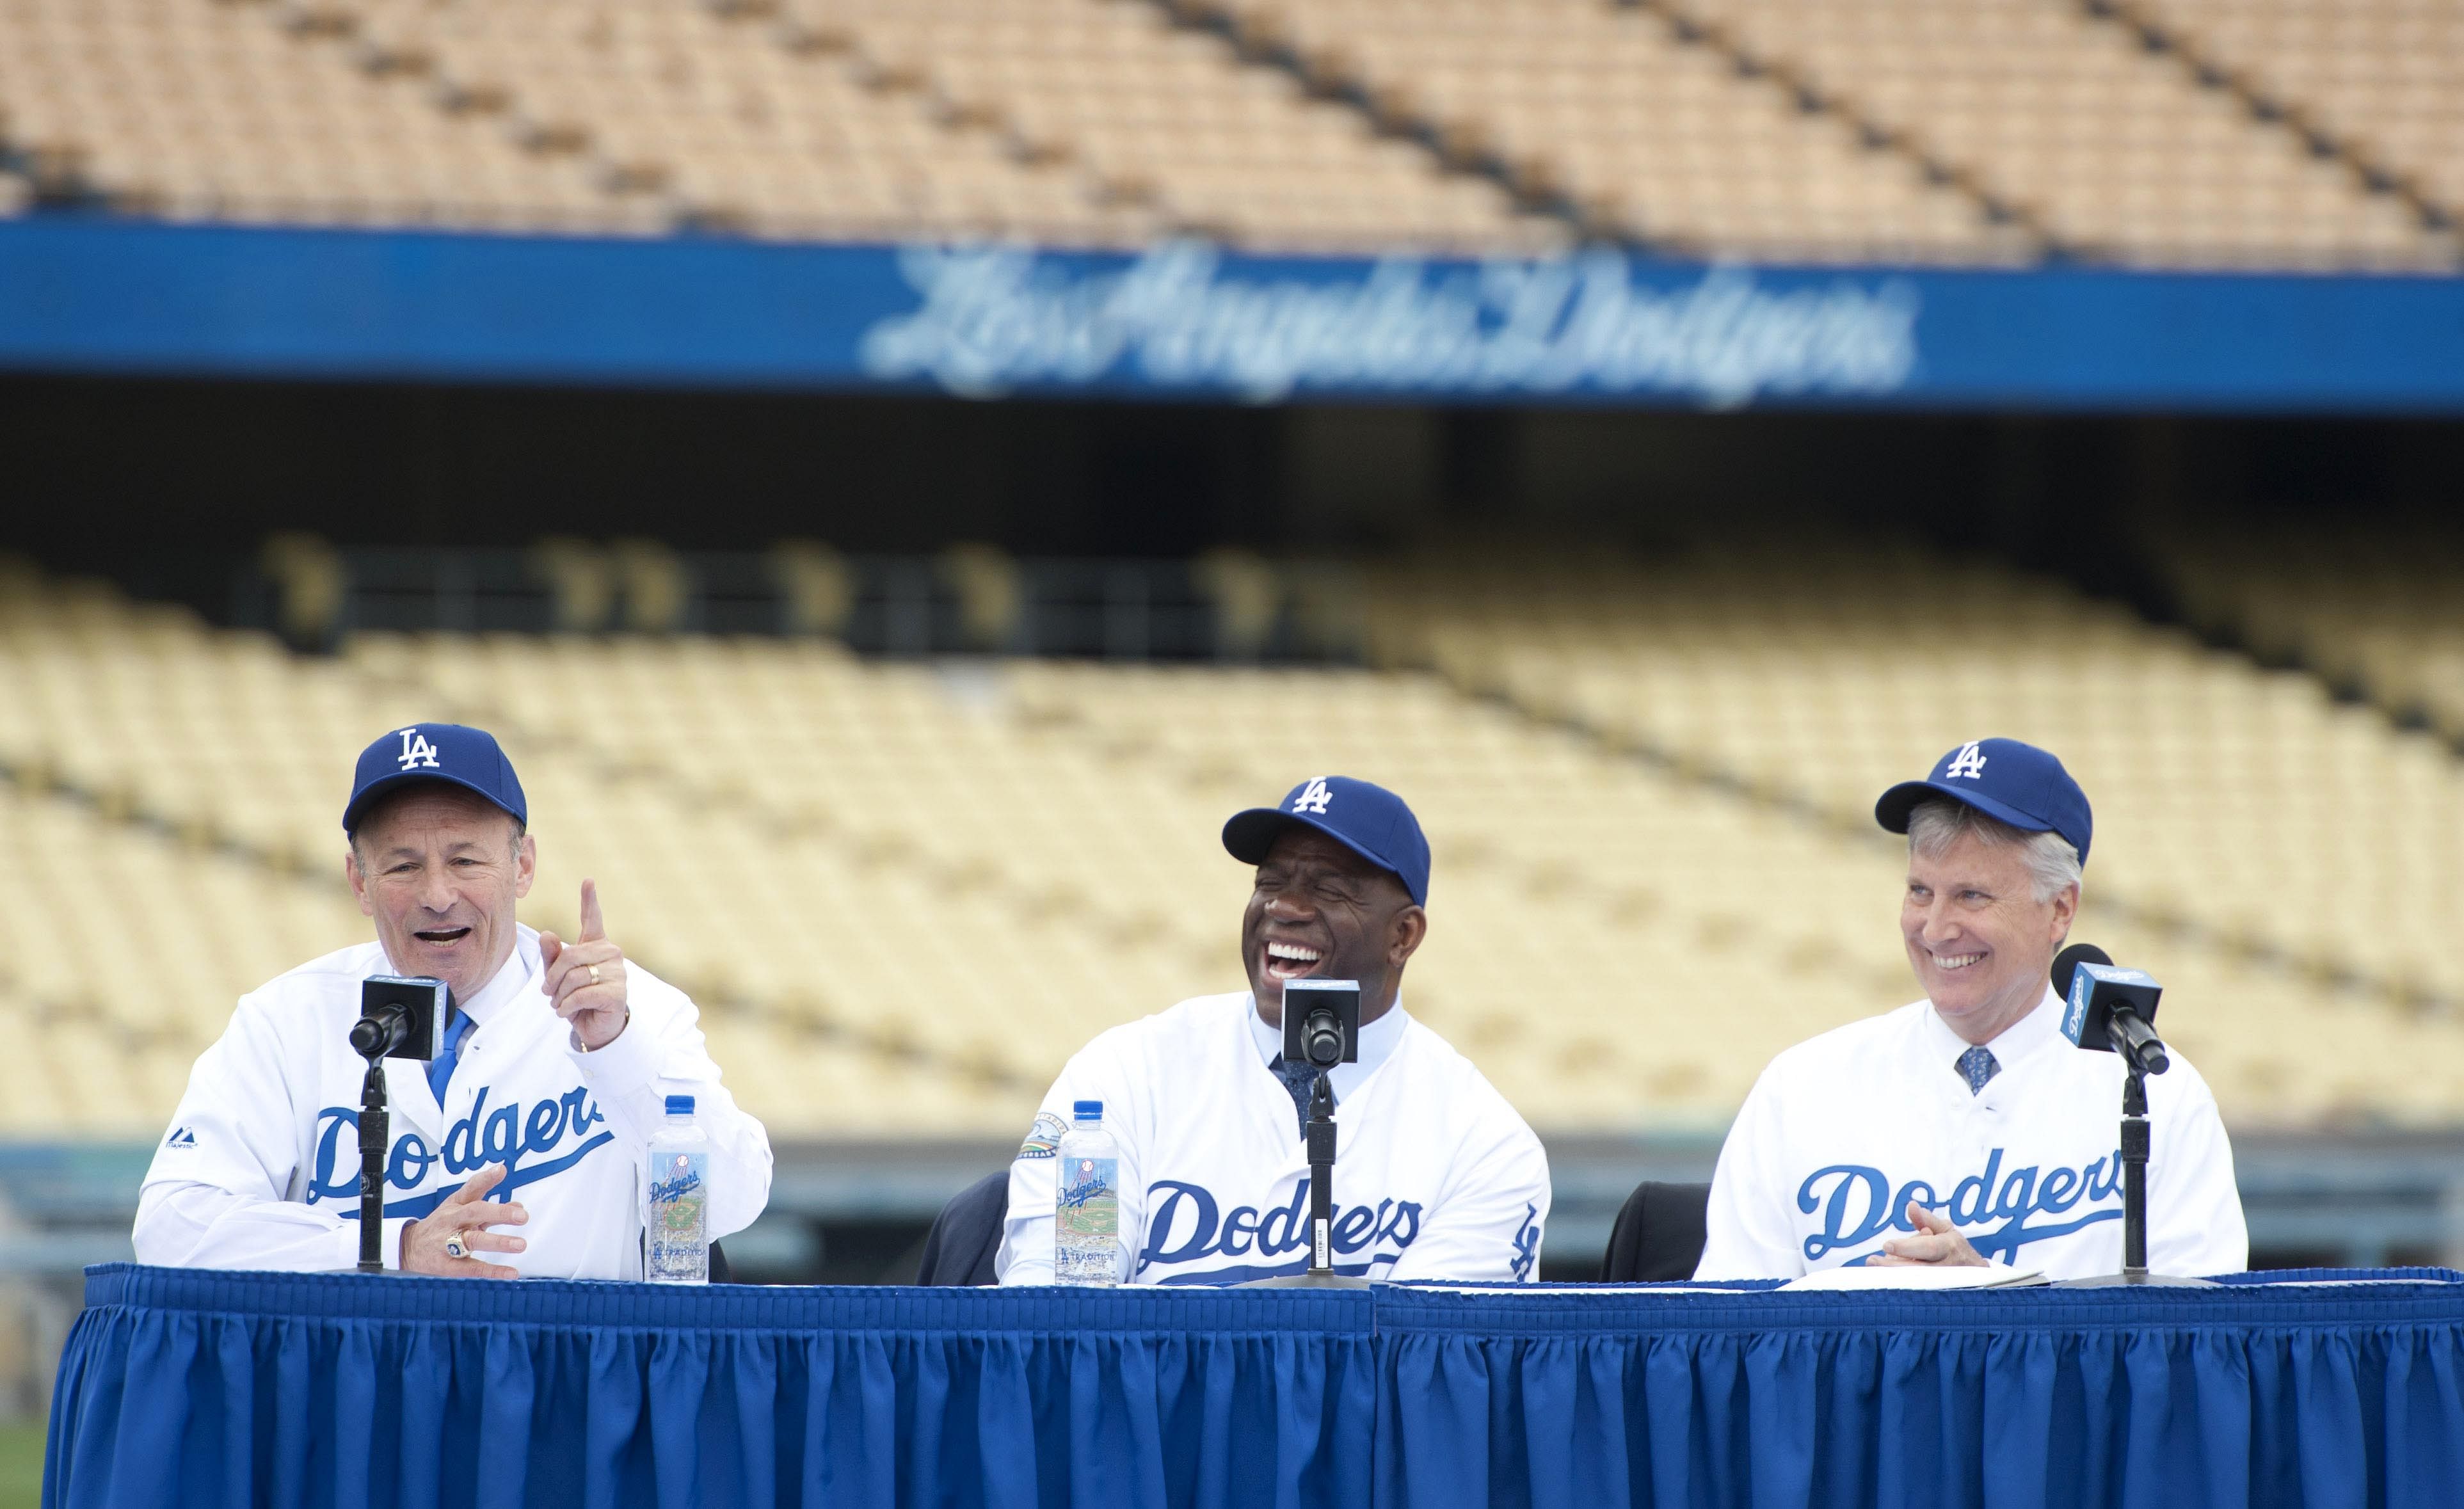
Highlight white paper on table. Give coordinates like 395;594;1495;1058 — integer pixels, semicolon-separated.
1782;1263;2049;1292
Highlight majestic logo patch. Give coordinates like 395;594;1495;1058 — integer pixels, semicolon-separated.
1292;778;1334;815
1944;741;1988;781
396;727;442;770
1015;1111;1068;1161
163;1126;198;1150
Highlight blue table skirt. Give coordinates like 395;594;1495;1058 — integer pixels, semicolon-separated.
49;1268;1375;1509
46;1265;2464;1509
1375;1272;2464;1509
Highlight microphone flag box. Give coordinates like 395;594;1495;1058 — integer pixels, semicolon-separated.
358;975;449;1062
2062;962;2162;1051
1281;978;1361;1066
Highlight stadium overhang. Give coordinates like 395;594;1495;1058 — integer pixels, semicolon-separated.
2;218;2460;413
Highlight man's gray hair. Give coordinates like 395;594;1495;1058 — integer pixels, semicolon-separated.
1905;798;2082;904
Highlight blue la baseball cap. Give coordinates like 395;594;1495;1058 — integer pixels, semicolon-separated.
1222;776;1431;906
1874;737;2092;863
342;723;528;835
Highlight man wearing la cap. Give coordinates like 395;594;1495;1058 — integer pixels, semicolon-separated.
134;723;772;1278
1693;738;2247;1281
996;776;1550;1285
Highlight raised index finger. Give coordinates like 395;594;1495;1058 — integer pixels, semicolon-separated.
579;879;605;943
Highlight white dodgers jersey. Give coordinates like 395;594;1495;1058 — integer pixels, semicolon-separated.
1697;990;2248;1281
998;993;1549;1286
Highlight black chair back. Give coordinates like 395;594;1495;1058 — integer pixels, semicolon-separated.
916;1169;1012;1286
1598;1180;1713;1282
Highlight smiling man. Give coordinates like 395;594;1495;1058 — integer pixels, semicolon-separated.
1693;739;2246;1281
134;723;772;1278
996;776;1549;1286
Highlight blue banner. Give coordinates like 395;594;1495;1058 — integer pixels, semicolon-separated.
1;216;2459;411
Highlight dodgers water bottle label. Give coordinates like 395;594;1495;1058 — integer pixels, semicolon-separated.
1060;1155;1117;1237
1055;1153;1119;1283
646;1149;708;1281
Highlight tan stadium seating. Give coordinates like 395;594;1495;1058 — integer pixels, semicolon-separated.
785;0;1561;254
2135;0;2464;223
332;0;1160;246
2155;522;2464;745
7;550;2464;1136
1211;0;2028;264
0;0;646;233
0;0;1538;252
1;0;2451;266
1664;0;2451;268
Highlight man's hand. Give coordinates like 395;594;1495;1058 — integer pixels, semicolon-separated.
399;1163;528;1277
1868;1201;1991;1268
539;879;629;1051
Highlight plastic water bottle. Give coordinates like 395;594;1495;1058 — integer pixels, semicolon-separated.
644;1094;710;1284
1053;1099;1121;1286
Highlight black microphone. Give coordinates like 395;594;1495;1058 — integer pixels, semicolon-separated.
1302;1010;1344;1067
2052;943;2170;1074
349;1003;413;1058
353;975;450;1062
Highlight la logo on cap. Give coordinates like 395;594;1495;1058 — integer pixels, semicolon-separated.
1292;778;1333;815
1944;741;1988;781
395;728;442;772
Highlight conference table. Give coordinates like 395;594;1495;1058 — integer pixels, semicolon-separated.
44;1263;2464;1508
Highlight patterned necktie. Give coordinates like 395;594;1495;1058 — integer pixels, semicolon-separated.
426;1008;474;1105
1956;1044;2001;1095
1268;1055;1324;1137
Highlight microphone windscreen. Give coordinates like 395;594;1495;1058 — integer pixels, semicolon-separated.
2051;941;2113;1000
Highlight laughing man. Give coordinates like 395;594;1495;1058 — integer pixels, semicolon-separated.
997;776;1549;1285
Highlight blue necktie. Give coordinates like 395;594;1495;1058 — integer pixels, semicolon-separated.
1956;1045;2001;1095
427;1009;474;1105
1268;1055;1324;1138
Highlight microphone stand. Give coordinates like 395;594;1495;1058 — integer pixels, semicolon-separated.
1249;1069;1370;1289
2058;1022;2212;1288
2120;1068;2150;1277
356;1042;390;1273
1306;1071;1338;1272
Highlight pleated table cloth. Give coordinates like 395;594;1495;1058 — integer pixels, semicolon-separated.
45;1265;2464;1509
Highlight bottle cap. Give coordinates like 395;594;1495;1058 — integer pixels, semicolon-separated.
1073;1099;1102;1120
665;1094;695;1116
